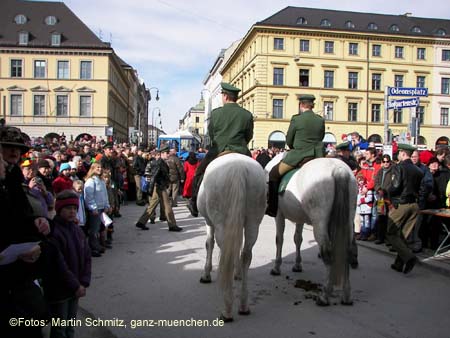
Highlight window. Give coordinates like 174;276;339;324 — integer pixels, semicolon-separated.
395;74;404;87
33;95;46;116
442;78;450;94
441;108;449;126
80;96;92;117
437;29;447;36
18;32;29;45
390;24;400;32
372;73;381;90
416;76;426;88
56;95;68;116
296;17;307;25
371;104;381;122
14;14;27;24
45;16;57;25
10;94;23;116
442;50;450;61
368;23;378;30
195;116;200;123
348;103;357;122
394;109;402;123
417;106;424;125
345;21;355;29
57;61;69;79
324;41;334;54
300;39;310;52
395;46;404;58
51;33;61;46
274;38;284;50
417;48;426;60
272;99;283;119
299;69;309;87
34;60;46;78
324;70;334;88
411;26;421;33
348;72;358;89
80;61;92;79
349;43;358;55
273;68;284;86
372;44;381;57
10;59;23;77
320;19;331;27
324;101;334;120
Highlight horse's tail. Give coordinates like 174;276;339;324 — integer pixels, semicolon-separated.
218;165;246;294
328;166;353;286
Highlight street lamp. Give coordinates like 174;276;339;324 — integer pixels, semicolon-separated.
201;88;212;146
148;87;160;101
152;107;161;147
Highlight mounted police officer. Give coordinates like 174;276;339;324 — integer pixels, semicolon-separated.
187;82;254;217
266;94;325;217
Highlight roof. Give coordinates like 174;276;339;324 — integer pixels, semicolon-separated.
0;0;110;49
257;7;450;38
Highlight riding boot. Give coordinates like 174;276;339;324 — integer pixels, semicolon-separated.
265;181;279;217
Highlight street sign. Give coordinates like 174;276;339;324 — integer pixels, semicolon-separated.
387;97;420;110
388;87;428;97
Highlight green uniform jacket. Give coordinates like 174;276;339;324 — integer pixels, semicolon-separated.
208;102;253;156
283;110;325;167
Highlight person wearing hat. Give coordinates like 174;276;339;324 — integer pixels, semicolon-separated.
132;145;147;206
36;159;55;194
266;94;325;217
385;143;423;274
336;141;358;172
136;146;182;231
187;82;254;217
0;127;50;338
52;162;74;195
100;142;121;217
43;189;91;338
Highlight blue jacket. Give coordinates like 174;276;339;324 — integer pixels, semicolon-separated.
84;176;110;212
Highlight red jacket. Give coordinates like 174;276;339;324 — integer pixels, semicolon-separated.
358;161;381;191
52;174;74;195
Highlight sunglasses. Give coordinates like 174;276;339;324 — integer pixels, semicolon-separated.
383;160;390;163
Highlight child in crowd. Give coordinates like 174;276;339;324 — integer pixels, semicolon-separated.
45;190;91;338
101;170;114;247
73;180;87;235
356;174;374;241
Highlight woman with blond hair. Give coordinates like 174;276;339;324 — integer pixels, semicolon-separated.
84;162;110;257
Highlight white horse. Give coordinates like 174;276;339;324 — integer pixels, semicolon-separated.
198;153;266;322
265;154;357;305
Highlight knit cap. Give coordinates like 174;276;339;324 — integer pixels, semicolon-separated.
59;162;71;172
55;190;79;214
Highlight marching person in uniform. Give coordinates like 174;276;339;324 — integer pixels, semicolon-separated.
187;82;253;217
266;94;325;217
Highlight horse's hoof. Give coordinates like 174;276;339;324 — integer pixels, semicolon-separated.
292;265;302;273
238;308;251;316
234;275;242;281
315;298;330;306
219;314;233;323
341;299;353;306
199;276;211;284
350;261;359;269
270;269;281;276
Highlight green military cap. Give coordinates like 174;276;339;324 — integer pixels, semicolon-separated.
104;142;114;149
336;141;350;151
297;94;316;102
221;82;241;94
397;143;416;152
159;145;170;153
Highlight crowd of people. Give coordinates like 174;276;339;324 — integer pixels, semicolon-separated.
1;82;450;337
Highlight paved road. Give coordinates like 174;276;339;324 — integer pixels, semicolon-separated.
76;201;450;338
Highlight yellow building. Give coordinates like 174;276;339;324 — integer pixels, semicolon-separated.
179;97;205;141
0;0;148;143
221;7;450;149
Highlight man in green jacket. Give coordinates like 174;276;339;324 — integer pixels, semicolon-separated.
187;82;254;217
266;94;325;217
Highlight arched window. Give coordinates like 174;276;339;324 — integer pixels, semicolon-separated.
320;19;331;27
368;22;378;30
296;17;307;25
45;16;57;25
268;131;286;149
14;14;27;24
390;24;400;32
345;20;355;29
436;28;446;36
411;26;421;33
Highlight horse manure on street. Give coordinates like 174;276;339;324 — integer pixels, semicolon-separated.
294;279;322;292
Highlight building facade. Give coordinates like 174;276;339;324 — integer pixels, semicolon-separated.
179;97;205;142
0;0;148;143
220;7;450;149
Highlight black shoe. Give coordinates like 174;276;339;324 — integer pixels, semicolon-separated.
159;217;167;222
150;219;155;224
187;201;199;217
389;247;397;252
390;256;403;272
136;222;149;230
136;201;146;206
168;225;183;232
374;239;384;245
403;257;418;274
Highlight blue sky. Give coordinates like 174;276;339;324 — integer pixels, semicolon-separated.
54;0;450;133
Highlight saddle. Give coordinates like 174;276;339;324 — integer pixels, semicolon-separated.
278;168;300;194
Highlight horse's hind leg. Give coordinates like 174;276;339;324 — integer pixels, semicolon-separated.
292;223;304;272
316;264;332;306
341;267;353;305
239;223;259;315
200;225;214;283
270;213;285;276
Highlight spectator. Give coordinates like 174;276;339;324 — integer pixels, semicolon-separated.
132;145;147;206
52;163;73;195
183;152;200;199
166;148;185;207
